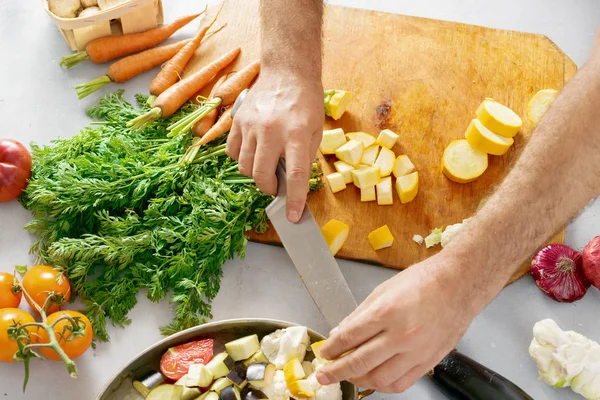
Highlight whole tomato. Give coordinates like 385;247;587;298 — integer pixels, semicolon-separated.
0;139;32;203
0;272;22;308
22;265;71;314
0;308;36;363
38;310;93;361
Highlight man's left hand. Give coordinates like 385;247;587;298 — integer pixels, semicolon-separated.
316;254;486;393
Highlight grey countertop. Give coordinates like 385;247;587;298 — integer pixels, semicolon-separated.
0;1;599;399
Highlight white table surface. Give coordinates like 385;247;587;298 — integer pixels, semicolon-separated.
1;1;599;399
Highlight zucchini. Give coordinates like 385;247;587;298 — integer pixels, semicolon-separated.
146;384;183;400
246;363;275;389
429;350;534;400
220;386;242;400
242;350;269;367
210;377;234;394
207;352;235;379
225;335;260;361
133;370;166;397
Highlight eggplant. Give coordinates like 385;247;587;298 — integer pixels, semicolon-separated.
429;350;534;400
211;377;235;394
132;370;166;397
225;335;261;361
246;363;275;389
242;389;269;400
243;350;269;367
227;364;248;387
220;386;242;400
207;352;236;379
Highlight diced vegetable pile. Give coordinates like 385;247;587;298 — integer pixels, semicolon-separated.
135;326;342;400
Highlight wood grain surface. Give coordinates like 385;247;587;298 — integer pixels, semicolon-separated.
185;0;575;283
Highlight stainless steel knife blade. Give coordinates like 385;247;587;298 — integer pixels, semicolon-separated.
266;159;358;329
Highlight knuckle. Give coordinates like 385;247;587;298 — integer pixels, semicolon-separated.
372;375;394;391
252;169;271;185
348;354;370;377
390;380;410;393
238;163;252;177
287;165;309;182
337;329;354;349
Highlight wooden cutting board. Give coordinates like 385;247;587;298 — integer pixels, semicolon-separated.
186;0;575;283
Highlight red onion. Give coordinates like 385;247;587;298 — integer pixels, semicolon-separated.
531;244;590;302
582;236;600;290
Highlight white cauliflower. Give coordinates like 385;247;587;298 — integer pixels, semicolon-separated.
261;326;310;369
441;218;471;248
304;367;343;400
529;319;600;399
262;370;292;400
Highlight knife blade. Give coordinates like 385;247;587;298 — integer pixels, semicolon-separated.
265;159;358;329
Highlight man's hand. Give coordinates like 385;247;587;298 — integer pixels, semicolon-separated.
316;254;482;392
226;71;324;222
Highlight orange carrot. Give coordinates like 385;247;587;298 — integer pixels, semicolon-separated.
127;47;241;132
60;12;203;69
74;39;192;99
195;108;233;145
192;74;229;136
213;60;261;106
149;5;223;97
167;60;260;137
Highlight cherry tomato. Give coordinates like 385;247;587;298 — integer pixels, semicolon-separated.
22;265;71;314
38;310;93;361
160;339;214;381
0;138;32;203
0;308;36;363
0;272;22;308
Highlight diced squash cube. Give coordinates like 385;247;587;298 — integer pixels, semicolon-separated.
320;219;350;256
392;155;415;178
310;341;329;363
360;185;376;202
335;140;364;166
351;166;380;189
319;128;347;155
395;171;419;204
283;358;306;385
333;161;354;184
368;225;394;250
376;177;393;205
324;90;353;120
376;129;399;149
360;145;380;166
374;146;395;177
326;172;347;193
346;132;376;148
357;164;372;169
288;380;316;398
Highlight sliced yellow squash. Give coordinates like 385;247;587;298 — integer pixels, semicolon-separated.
528;89;559;126
368;225;394;250
465;118;514;156
376;129;399;149
320;219;350;256
319;128;346;155
475;98;522;138
376;177;393;205
442;139;488;183
324;90;353;120
392;155;415;178
335;139;364;166
326;172;347;194
395;171;418;204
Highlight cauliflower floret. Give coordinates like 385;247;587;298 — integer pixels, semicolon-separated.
304;370;342;400
262;370;292;400
312;357;326;372
261;326;310;369
440;218;471;248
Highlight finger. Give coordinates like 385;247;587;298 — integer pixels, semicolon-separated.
238;134;257;177
329;289;380;337
309;130;322;161
378;363;429;394
316;332;395;385
320;304;383;361
350;353;413;391
253;135;280;196
226;119;243;160
284;137;311;223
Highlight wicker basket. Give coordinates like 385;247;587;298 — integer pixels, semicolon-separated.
43;0;164;51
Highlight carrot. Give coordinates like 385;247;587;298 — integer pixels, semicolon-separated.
195;108;233;145
149;4;223;98
60;12;204;69
192;74;229;136
167;60;260;137
74;39;191;100
127;47;241;132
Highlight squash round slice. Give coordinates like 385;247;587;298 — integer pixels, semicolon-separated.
475;99;522;138
528;89;559;126
442;139;488;184
465;119;514;156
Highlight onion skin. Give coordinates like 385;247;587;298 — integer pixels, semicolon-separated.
582;236;600;290
0;139;32;203
531;244;590;303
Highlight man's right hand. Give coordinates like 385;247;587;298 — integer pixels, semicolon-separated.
226;69;324;223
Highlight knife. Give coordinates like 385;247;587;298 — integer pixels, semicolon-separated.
229;90;534;400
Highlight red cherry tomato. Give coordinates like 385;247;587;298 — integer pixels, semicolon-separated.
0;139;32;203
160;338;214;381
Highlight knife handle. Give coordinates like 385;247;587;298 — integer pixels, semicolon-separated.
428;350;533;400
